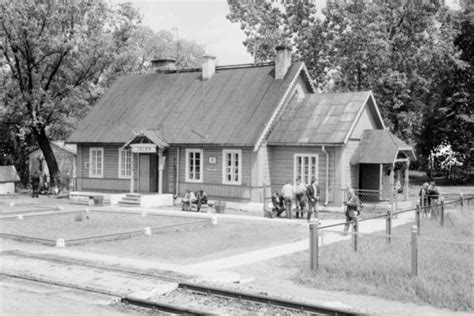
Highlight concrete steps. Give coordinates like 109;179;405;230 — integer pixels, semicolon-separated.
118;194;141;207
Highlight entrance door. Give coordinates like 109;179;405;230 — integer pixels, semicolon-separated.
139;155;150;193
359;164;381;202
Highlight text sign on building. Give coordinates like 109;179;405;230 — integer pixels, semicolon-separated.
131;144;157;153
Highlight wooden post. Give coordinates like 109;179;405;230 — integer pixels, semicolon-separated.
389;164;394;212
158;148;164;194
460;193;464;210
130;152;135;193
386;208;392;244
411;225;418;277
421;189;425;217
415;204;421;235
440;196;445;227
353;216;359;252
310;220;319;271
404;161;410;201
262;177;267;216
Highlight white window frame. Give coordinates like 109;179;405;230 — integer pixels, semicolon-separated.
185;148;203;183
222;149;242;185
89;147;104;178
293;154;318;185
118;148;132;179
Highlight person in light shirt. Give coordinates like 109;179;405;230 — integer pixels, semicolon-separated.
281;179;295;219
182;189;196;212
294;177;307;218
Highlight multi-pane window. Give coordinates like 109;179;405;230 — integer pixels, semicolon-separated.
119;148;131;178
185;149;203;182
89;148;104;178
223;149;241;185
294;154;318;185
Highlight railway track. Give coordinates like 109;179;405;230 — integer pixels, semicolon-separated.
1;251;365;315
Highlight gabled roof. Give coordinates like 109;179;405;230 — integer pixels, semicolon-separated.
122;129;169;149
29;141;77;156
267;91;382;145
350;129;416;164
0;165;20;183
68;62;314;146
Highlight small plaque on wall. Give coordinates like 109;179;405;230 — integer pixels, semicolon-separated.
209;157;216;164
84;161;90;169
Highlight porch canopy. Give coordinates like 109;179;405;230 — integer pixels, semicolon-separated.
351;129;415;165
122;129;169;151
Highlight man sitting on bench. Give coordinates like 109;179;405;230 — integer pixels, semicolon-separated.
193;190;208;212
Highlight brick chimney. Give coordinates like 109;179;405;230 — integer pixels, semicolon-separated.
275;45;291;79
151;58;176;72
202;54;216;80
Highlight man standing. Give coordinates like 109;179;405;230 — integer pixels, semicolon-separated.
281;180;295;219
294;177;306;218
306;177;320;222
343;187;361;234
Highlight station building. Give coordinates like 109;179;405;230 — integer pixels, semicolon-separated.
67;46;415;207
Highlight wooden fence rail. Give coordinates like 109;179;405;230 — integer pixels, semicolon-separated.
309;195;473;277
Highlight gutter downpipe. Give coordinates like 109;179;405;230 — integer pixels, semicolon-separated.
176;147;180;197
322;145;329;205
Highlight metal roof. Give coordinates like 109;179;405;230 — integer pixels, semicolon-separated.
350;129;416;164
267;91;375;144
68;62;310;145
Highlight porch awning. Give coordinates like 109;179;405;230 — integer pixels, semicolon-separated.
121;129;169;149
351;129;416;165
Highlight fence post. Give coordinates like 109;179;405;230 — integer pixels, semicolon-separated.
353;216;359;252
386;208;392;244
460;193;464;210
411;225;418;277
440;196;445;227
415;204;421;235
309;220;319;271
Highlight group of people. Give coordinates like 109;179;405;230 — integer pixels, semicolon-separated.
418;181;440;218
181;189;208;212
271;176;321;222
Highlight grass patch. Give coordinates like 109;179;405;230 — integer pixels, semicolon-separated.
297;206;473;311
74;219;310;264
0;211;205;240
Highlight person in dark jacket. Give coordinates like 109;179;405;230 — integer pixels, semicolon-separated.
31;173;40;198
193;190;208;212
271;192;284;217
306;177;320;222
343;187;362;234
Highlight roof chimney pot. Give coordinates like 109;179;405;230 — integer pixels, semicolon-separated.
202;54;216;80
275;45;291;79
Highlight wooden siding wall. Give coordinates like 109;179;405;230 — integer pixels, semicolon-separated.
341;140;360;192
77;144;133;192
168;146;255;201
350;105;379;140
267;145;336;203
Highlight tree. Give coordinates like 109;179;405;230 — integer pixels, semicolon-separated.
1;0;140;187
227;1;469;159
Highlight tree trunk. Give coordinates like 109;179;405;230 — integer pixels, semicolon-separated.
33;127;61;189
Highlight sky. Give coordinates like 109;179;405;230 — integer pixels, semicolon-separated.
114;0;461;66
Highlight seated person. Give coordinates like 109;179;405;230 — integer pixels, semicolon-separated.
271;192;285;217
182;190;196;211
193;190;208;212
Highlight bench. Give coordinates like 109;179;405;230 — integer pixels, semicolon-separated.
176;197;215;213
